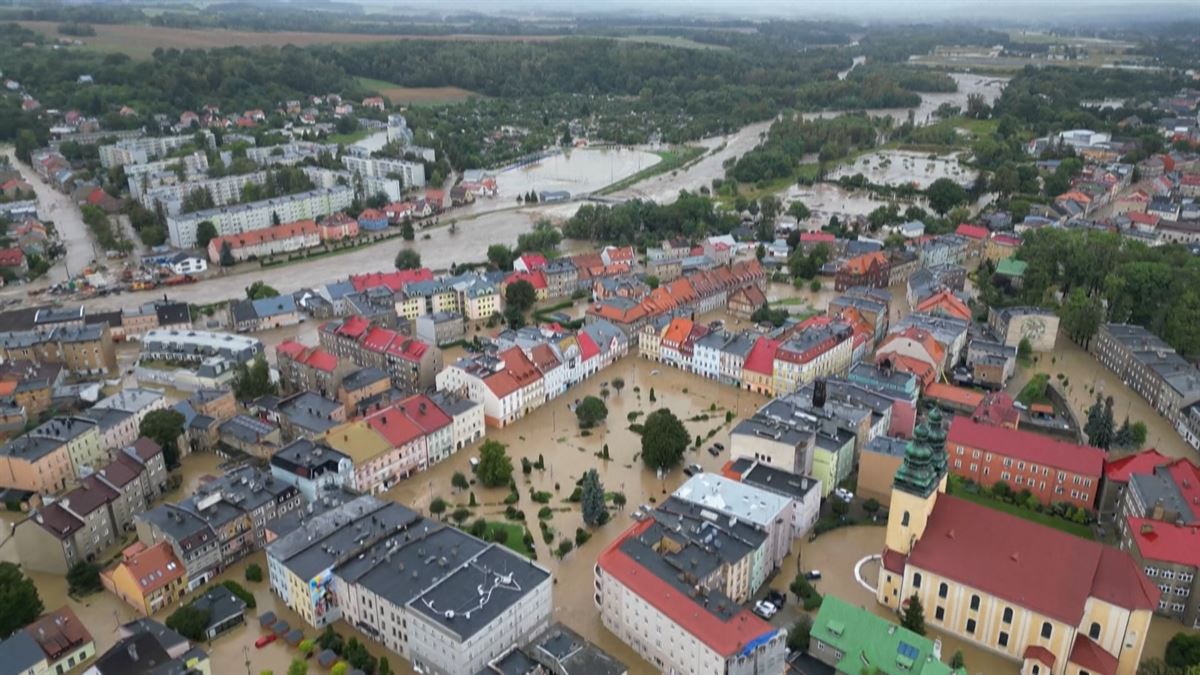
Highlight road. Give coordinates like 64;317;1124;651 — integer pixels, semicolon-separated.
3;147;100;285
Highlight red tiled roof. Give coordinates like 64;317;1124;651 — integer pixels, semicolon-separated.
661;317;694;347
800;231;836;243
1126;517;1200;567
991;234;1021;247
915;290;971;321
386;337;428;362
276;340;305;359
364;404;425;447
924;383;984;409
577;331;600;362
1167;459;1200;510
116;541;185;595
0;248;25;267
880;353;936;388
908;495;1158;625
972;391;1020;428
528;343;560;373
333;315;371;338
1068;635;1117;675
1104;449;1171;482
517;253;547;270
505;269;547;290
947;416;1104;477
358;208;386;222
597;520;777;657
843;251;888;275
955;224;989;240
210;219;317;251
483;370;520;399
396;394;451;434
350;268;433;293
1023;645;1056;667
882;548;907;574
743;337;779;376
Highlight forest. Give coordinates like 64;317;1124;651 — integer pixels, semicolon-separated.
982;229;1200;358
562;192;738;245
726;114;885;185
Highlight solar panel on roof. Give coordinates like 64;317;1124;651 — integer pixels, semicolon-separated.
898;641;919;659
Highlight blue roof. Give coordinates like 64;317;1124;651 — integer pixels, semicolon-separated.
325;281;356;300
251;295;297;318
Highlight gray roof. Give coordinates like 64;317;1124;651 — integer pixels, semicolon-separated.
341;367;388;391
731;415;813;448
277;392;341;434
218;415;276;444
0;629;45;674
188;585;247;626
271;439;349;477
583;319;627;352
0;434;66;462
741;462;821;502
409;543;550;640
865;435;910;458
1129;466;1196;524
94;387;164;413
29;415;96;443
428;391;478;418
80;406;134;433
268;496;419;581
527;622;627;675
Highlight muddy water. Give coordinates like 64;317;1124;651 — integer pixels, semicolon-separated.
801;73;1008;128
830;150;977;190
784;182;929;229
384;355;771;671
1006;333;1193;461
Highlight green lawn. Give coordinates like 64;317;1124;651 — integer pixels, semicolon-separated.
598;145;706;194
328;129;370;145
948;483;1094;540
481;520;533;557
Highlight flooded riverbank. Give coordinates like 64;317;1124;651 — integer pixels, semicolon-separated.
830;149;977;189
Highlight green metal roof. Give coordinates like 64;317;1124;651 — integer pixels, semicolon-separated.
811;596;965;675
995;258;1028;277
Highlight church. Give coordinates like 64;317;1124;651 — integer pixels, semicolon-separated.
877;408;1157;675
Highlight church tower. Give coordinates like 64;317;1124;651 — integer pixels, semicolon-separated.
883;407;949;557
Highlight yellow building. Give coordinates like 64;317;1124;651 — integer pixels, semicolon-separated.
463;288;500;320
101;541;187;615
877;410;1157;675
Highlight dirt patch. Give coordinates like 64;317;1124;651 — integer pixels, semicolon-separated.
374;86;478;105
19;21;561;58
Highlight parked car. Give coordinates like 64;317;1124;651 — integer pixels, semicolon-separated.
640;504;653;514
834;488;854;502
683;463;703;476
766;589;787;607
804;570;822;581
714;442;725;451
753;600;778;619
707;446;720;457
255;634;277;648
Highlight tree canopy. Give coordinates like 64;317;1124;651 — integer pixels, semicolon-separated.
575;396;608;429
0;562;43;639
476;439;514;487
641;408;688;470
139;409;185;468
394;249;422;270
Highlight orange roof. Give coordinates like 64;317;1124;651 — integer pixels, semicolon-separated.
843;251;888;275
883;326;946;367
210;219;317;251
878;353;937;387
0;381;16;396
924;382;985;408
662;317;694;346
915;289;972;321
114;541;185;595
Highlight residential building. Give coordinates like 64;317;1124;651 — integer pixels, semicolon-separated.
673;473;794;582
595;511;786;675
275;340;347;396
319;316;442;394
135;504;221;592
965;339;1017;389
205;218;322;264
337;367;391;414
228;295;302;332
772;319;854;395
187;585;248;640
0;432;74;494
13;475;121;573
808;596;963;675
101;541;187;615
477;622;628;675
170;187;351;248
835;252;889;290
876;409;1156;675
85;618;210;675
269;439;354;501
1092;324;1200;434
0;324;117;376
0;606;95;675
415;311;466;346
1097;448;1172;519
947;416;1104;509
721;458;822;539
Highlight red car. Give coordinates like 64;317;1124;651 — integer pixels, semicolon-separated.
255;634;277;648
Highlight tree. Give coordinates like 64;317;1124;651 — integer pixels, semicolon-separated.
901;593;926;636
451;471;469;492
1017;337;1032;363
196;221;218;249
641;409;688;470
581;469;607;526
401;221;415;241
67;561;101;595
14;129;37;164
612;491;627;509
287;659;308;675
926;178;968;215
505;280;537;314
451;507;471;524
950;650;965;669
429;497;447;517
645;275;660;290
1084;395;1115;450
394;249;421;270
477;440;514;487
1059;287;1103;347
504;305;526;329
1166;632;1200;668
575;396;608;429
787;615;813;652
379;657;392;675
245;563;263;582
611;377;625;395
245;281;280;300
233;356;276;401
1130;421;1148;447
0;563;41;639
1115;417;1133;448
788;200;811;221
272;211;282;227
165;604;211;642
140;409;185;468
219;240;234;267
487;244;515;271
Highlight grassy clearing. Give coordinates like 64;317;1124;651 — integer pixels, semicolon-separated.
598;145;706;194
328;129;370;145
615;35;729;51
481;520;532;556
947;484;1094;540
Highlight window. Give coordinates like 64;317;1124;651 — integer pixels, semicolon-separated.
1041;622;1052;639
1163;570;1176;580
913;573;922;589
935;606;945;621
970;595;980;611
1032;666;1040;675
955;460;962;469
966;618;976;634
1003;607;1013;623
999;631;1009;647
902;511;910;526
938;583;948;599
1089;622;1101;640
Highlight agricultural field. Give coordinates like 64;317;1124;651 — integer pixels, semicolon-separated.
355;77;480;105
17;20;560;58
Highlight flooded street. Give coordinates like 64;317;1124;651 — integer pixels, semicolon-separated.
830;150;977;189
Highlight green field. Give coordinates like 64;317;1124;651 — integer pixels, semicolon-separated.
480;520;533;557
598;144;706;194
948;482;1094;540
327;129;370;145
355;76;479;106
615;35;729;51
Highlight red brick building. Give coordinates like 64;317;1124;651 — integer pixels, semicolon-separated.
946;416;1104;509
834;252;890;291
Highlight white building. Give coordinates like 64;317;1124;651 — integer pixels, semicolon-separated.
429;392;484;452
341;154;426;189
99;133;211;169
167;187;352;248
139;171;268;214
303;166;402;203
723;458;822;539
